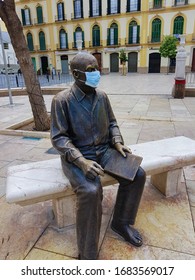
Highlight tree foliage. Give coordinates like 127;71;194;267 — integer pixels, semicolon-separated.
159;35;178;59
0;0;50;131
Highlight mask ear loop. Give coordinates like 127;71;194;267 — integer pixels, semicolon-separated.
73;69;86;84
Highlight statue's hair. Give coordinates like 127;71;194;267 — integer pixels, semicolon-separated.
70;52;97;72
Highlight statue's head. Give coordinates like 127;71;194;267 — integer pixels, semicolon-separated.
70;52;100;90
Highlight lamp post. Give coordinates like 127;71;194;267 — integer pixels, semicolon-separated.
173;34;187;99
0;23;13;105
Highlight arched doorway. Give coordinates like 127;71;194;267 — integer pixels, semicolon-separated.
128;52;138;72
41;56;48;74
110;53;119;72
61;55;69;74
93;53;102;72
149;53;161;73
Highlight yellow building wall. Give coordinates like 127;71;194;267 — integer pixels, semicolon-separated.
15;0;195;74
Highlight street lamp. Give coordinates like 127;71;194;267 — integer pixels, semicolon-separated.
7;55;10;67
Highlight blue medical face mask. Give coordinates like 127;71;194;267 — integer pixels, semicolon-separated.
75;69;101;88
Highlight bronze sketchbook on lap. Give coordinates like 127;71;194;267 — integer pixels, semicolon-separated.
104;150;143;181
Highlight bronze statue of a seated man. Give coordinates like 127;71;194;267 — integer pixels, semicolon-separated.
50;52;146;260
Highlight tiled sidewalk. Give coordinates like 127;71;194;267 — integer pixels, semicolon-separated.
0;73;195;260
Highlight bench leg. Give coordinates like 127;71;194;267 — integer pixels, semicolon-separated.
52;194;76;229
150;168;182;197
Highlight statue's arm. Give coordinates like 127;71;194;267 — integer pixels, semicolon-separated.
50;96;83;163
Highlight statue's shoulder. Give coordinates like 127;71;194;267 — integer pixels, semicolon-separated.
96;88;107;98
54;87;72;102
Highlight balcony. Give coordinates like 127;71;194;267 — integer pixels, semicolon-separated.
55;14;67;22
147;35;162;44
88;40;103;48
71;13;83;20
107;38;121;47
125;37;140;46
172;0;188;7
56;44;69;51
149;0;166;10
34;17;46;25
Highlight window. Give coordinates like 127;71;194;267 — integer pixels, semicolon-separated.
36;6;43;24
3;43;9;49
128;21;140;44
151;18;161;42
59;29;68;49
89;0;102;17
173;16;184;35
57;2;65;21
21;8;31;26
39;31;46;50
74;0;83;19
127;0;141;12
107;23;118;45
92;25;100;46
107;0;120;14
27;32;34;51
174;0;188;6
153;0;162;8
74;27;85;48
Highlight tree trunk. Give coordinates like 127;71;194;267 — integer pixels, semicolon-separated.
0;0;50;131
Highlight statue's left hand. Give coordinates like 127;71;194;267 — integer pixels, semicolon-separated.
114;143;132;158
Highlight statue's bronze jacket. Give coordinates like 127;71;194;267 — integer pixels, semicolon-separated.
50;83;124;162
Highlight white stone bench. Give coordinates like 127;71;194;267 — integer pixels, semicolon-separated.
6;136;195;228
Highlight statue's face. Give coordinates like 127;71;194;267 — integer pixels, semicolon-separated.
72;54;99;91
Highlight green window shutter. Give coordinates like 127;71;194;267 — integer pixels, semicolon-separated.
129;24;133;44
173;16;184;35
82;31;85;47
81;0;83;18
137;25;140;43
89;0;92;17
107;0;110;14
118;0;120;13
66;32;68;48
152;19;161;42
37;6;43;24
27;33;34;51
39;32;46;50
21;9;26;25
93;26;100;46
137;0;141;11
99;0;102;16
73;32;76;48
127;0;130;12
107;28;110;45
114;26;118;45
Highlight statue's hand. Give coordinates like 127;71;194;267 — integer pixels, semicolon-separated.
74;157;104;180
114;143;132;158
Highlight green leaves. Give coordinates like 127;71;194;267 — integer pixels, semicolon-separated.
159;35;178;59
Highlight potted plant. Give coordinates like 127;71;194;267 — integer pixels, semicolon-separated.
119;49;128;76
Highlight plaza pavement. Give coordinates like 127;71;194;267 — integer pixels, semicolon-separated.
0;73;195;260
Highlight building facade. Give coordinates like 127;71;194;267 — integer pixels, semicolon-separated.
0;20;18;72
15;0;195;74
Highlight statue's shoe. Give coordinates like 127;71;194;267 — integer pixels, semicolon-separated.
111;221;143;247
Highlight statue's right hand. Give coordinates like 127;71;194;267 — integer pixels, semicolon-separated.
74;157;104;180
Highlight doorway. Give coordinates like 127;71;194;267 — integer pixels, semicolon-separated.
110;53;119;72
93;53;102;72
128;52;138;73
61;55;69;74
148;53;161;73
191;48;195;72
41;56;48;74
